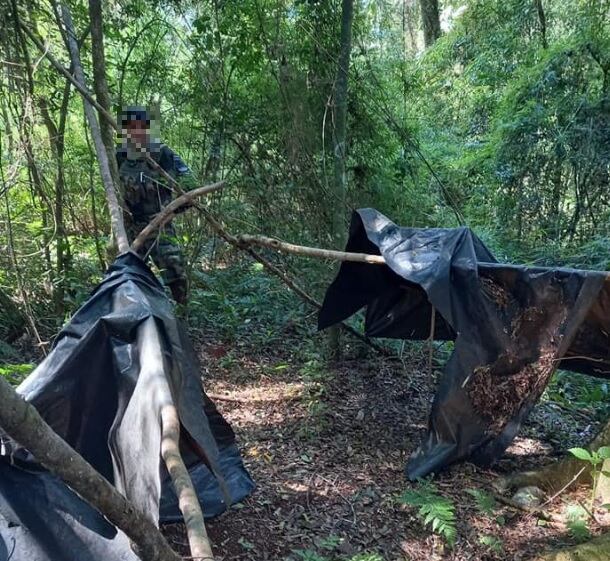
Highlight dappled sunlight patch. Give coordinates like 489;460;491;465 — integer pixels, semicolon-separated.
506;437;554;457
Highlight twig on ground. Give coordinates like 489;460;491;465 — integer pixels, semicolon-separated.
534;467;587;512
492;492;562;524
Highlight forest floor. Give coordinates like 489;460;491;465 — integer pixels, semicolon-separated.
162;324;609;561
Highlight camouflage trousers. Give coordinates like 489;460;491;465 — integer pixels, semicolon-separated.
128;220;188;303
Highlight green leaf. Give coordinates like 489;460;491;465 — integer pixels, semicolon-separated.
466;488;497;515
315;535;341;551
399;480;457;547
597;446;610;459
567;519;590;543
569;448;593;462
479;535;504;554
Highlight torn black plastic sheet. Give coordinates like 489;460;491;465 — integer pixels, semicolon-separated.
0;252;254;561
319;209;609;479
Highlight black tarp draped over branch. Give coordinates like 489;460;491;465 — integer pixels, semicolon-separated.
0;253;254;561
319;209;610;479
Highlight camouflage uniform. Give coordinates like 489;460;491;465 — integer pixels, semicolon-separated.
116;144;193;304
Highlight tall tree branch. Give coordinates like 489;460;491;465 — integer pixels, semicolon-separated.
88;0;121;189
53;2;128;251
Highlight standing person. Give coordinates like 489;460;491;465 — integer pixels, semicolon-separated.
116;105;195;304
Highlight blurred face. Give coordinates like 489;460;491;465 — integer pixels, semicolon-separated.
123;118;149;150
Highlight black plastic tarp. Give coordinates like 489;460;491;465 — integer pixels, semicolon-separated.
319;209;610;479
0;252;254;561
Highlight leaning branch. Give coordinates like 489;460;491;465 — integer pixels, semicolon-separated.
132;181;225;252
0;376;182;561
54;2;128;251
236;234;386;264
138;318;215;561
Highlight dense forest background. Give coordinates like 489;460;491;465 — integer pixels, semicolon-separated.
0;0;609;343
2;2;610;559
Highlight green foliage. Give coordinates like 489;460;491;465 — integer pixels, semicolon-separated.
1;0;609;378
399;480;457;547
315;535;342;551
293;550;328;561
544;370;609;420
0;341;19;362
568;446;610;510
564;504;591;543
290;547;384;561
466;488;497;516
189;261;309;346
479;535;504;555
0;363;34;386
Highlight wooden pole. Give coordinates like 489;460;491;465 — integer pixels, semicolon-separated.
138;317;215;561
0;375;182;561
237;234;386;264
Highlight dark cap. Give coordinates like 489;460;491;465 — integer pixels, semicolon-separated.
119;106;150;127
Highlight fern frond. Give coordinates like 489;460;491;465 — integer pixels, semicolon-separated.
399;480;457;547
466;488;497;515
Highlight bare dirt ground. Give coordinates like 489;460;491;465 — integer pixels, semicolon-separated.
162;334;608;561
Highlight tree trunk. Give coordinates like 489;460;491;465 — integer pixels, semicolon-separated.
39;86;71;316
10;0;55;289
419;0;441;47
88;0;121;189
55;1;128;252
328;0;355;359
534;0;548;49
331;0;354;246
404;0;419;54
